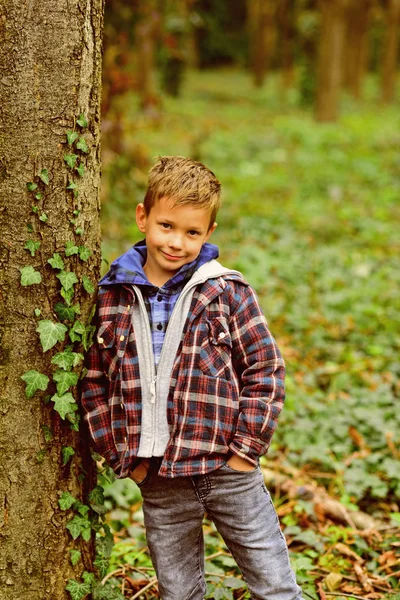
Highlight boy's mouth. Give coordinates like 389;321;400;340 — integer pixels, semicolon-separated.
161;251;184;261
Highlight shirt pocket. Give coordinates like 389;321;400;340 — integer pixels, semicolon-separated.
199;316;232;380
97;320;119;380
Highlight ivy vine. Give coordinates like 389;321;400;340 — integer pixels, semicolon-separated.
19;114;118;600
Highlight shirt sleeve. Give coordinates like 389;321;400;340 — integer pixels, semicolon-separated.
228;283;285;465
80;307;122;474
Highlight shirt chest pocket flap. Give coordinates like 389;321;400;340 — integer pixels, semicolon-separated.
97;320;120;379
199;316;232;379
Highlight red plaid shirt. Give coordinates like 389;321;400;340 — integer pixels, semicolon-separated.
81;275;285;478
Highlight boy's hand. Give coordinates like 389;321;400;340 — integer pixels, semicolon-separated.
226;454;256;472
129;459;150;483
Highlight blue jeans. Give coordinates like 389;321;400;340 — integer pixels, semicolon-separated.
138;460;303;600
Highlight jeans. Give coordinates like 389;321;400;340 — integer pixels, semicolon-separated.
138;460;303;600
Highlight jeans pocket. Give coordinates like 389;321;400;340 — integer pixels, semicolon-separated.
220;463;259;474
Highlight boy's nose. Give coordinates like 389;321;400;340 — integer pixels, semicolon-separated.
168;234;183;249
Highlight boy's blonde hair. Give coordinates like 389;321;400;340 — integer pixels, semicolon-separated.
144;156;221;227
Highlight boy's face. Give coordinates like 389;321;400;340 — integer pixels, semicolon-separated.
136;196;217;287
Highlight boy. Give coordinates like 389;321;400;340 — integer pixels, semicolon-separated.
81;156;303;600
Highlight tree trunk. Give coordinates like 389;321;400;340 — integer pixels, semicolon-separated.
0;1;104;598
381;0;400;103
315;0;349;122
247;0;276;88
277;0;296;90
343;0;371;99
135;0;161;114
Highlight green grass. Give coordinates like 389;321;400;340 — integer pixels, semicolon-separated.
99;68;400;598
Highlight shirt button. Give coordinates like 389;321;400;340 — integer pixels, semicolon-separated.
157;323;163;331
157;294;163;301
98;337;104;344
119;335;125;341
218;332;226;340
127;305;130;311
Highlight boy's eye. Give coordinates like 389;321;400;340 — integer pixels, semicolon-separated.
160;223;171;229
188;230;200;236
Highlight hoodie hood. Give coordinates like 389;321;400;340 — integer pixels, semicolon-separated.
100;239;220;287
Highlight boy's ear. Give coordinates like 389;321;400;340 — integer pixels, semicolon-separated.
205;222;217;241
136;203;147;233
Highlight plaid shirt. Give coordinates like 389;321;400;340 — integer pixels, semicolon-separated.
81;274;286;478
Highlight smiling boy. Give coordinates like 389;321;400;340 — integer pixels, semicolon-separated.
81;156;303;599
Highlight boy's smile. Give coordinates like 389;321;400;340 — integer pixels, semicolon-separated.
136;196;217;287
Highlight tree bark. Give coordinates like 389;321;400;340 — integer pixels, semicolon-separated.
0;1;104;598
277;0;296;90
381;0;400;103
315;0;350;122
247;0;276;88
344;0;371;99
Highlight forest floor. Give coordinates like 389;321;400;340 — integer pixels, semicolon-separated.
97;69;400;600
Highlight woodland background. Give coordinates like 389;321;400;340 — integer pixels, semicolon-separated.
96;1;400;600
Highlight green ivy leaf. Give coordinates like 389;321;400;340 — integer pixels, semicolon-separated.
68;411;81;431
59;491;77;511
35;192;42;200
64;154;78;169
66;514;91;540
78;246;91;262
34;308;41;317
39;212;48;223
93;555;108;579
36;320;67;352
53;369;79;395
69;549;81;567
82;276;95;294
66;130;79;145
41;425;53;442
32;205;38;213
36;449;47;463
57;270;78;291
77;113;88;128
51;349;84;370
76;137;89;153
26;182;38;192
27;223;34;233
65;240;79;256
47;253;65;270
75;163;85;178
21;370;49;399
69;320;85;343
62;446;76;466
75;227;83;236
20;265;42;286
51;392;77;419
61;286;74;306
82;324;96;352
24;240;41;257
65;577;91;600
39;169;49;185
54;302;76;321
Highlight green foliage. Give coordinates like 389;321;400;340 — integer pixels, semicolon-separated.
52;349;84;370
64;154;79;169
20;370;49;398
53;369;79;395
57;270;79;291
70;549;82;566
20;265;42;286
51;391;77;420
36;320;68;352
82;276;95;294
48;253;65;270
39;168;49;185
24;239;41;256
77;114;88;128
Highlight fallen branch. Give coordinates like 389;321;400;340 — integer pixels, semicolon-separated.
261;467;379;530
